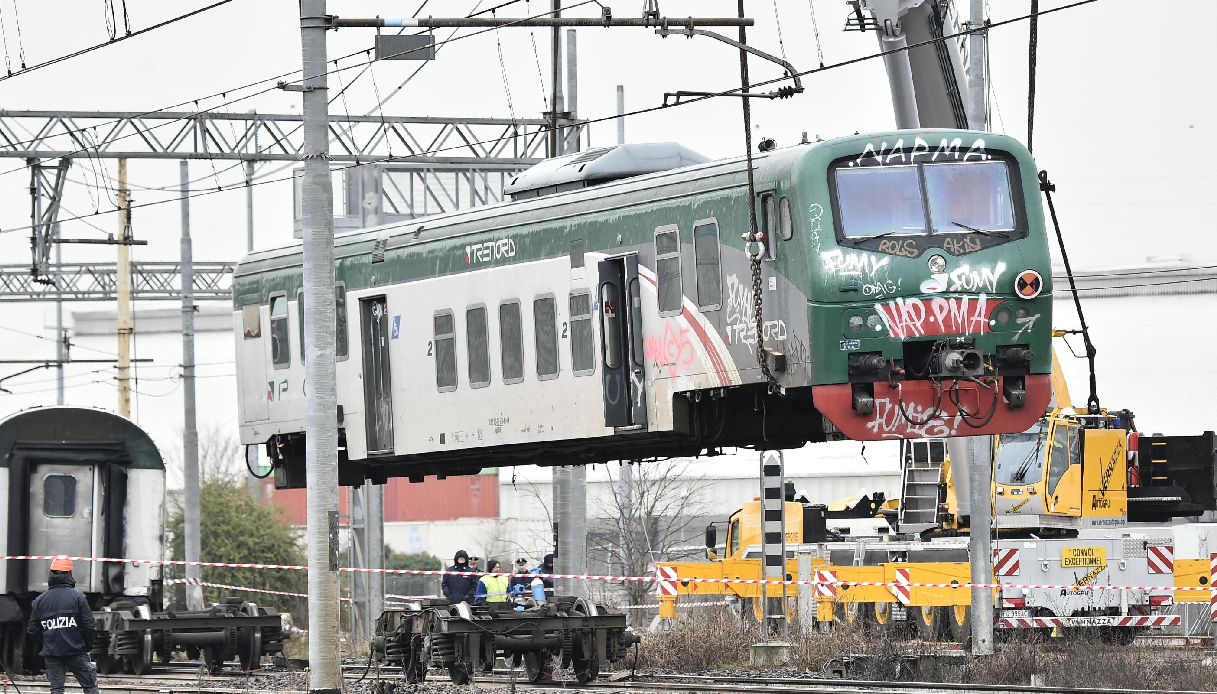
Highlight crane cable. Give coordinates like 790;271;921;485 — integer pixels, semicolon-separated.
1027;0;1039;153
737;0;781;397
1039;170;1099;415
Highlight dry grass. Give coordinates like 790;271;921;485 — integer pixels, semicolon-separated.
629;607;1217;691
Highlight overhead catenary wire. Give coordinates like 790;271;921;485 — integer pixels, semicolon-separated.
0;0;235;83
0;0;1100;238
805;0;825;67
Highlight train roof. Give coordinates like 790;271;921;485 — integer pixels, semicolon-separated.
502;142;712;199
0;406;164;469
236;129;1026;278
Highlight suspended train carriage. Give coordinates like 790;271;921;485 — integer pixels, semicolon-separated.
233;132;1053;485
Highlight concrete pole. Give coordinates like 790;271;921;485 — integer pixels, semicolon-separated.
967;0;986;130
115;158;132;418
967;435;994;655
553;466;571;596
565;29;578;154
569;465;587;599
300;1;342;691
53;221;63;405
619;462;632;568
878;31;919;129
616;85;624;145
550;1;563;156
244;155;260;503
180;161;203;612
367;483;384;627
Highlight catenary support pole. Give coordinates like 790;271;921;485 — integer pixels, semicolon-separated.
553;465;571;596
115;158;132;418
565;29;578;154
367;482;384;628
53;220;63;405
180;160;203;612
967;0;986;129
616;85;625;145
550;1;562;157
967;435;995;655
300;1;342;691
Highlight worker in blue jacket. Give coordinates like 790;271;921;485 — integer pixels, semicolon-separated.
441;550;478;604
26;556;98;694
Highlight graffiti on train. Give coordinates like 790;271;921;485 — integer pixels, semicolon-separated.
644;320;696;378
465;239;517;265
865;398;964;439
850;137;989;168
874;294;992;338
724;274;787;345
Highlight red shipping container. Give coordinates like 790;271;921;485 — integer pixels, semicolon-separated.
268;473;498;526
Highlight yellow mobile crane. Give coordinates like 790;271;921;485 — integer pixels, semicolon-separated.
659;341;1217;640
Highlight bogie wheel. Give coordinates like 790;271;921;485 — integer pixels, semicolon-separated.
947;604;971;645
571;632;600;684
447;664;471;685
522;651;552;682
202;646;223;675
129;635;153;677
911;605;942;641
96;655;118;676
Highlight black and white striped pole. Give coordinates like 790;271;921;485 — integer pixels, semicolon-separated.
759;451;790;646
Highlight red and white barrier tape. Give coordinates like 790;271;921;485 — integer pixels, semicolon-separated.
7;555;1213;593
616;600;727;610
166;578;411;607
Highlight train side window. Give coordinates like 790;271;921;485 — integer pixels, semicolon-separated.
241;304;261;339
270;293;290;369
295;284;349;364
534;296;559;380
654;225;682;316
692;219;722;310
600;284;622;370
778;196;794;241
466;306;491;388
569;292;595;376
434;311;458;392
43;475;77;517
499;301;524;385
760;193;777;261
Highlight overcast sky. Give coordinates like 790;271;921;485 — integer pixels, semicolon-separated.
0;0;1211;431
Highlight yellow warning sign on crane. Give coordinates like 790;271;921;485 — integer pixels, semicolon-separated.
1062;547;1106;568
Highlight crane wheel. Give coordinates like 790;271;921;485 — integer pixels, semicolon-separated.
834;601;872;633
947;605;971;645
910;605;942;641
873;602;904;633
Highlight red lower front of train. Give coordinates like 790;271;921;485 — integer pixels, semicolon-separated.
813;374;1052;440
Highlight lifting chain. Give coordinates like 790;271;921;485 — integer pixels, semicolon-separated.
738;1;782;395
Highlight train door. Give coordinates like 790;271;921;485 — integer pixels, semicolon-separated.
360;296;394;455
28;463;97;592
598;256;647;428
237;303;269;421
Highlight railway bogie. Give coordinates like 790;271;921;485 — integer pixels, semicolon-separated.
373;596;639;685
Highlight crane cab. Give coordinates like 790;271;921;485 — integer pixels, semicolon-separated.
993;414;1127;529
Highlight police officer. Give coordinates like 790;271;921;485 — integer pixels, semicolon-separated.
26;556;98;694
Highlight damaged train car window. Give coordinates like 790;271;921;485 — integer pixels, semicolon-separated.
242;304;261;339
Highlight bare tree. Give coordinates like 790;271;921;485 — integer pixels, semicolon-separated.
589;459;710;622
164;424;245;488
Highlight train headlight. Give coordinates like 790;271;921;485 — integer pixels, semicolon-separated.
994;307;1012;326
928;254;947;274
866;315;884;332
848;315;864;332
1015;307;1031;321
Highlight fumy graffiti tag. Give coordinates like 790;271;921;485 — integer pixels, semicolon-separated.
865;397;963;439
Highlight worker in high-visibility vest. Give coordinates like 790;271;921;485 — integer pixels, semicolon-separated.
475;560;510;604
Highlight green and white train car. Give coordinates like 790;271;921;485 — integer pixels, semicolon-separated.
233;132;1053;483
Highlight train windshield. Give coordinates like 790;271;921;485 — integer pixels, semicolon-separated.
994;420;1049;485
834;160;1016;238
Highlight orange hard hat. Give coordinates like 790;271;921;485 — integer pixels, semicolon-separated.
50;555;73;572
